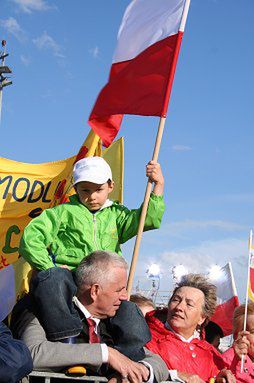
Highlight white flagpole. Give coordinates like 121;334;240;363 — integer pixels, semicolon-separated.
240;229;253;372
228;261;238;297
0;43;6;125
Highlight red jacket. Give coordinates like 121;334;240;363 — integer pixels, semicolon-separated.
146;311;226;382
223;347;254;383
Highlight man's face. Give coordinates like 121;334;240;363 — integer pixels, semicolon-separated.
75;181;114;211
91;266;128;318
167;286;206;339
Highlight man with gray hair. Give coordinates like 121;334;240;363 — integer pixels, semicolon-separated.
11;251;169;383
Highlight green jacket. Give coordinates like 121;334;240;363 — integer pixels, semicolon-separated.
19;193;165;270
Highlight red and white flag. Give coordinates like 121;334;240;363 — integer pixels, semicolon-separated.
88;0;191;146
248;231;254;301
210;263;239;336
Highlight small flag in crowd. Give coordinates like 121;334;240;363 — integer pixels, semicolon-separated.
248;233;254;301
210;263;239;336
89;0;191;146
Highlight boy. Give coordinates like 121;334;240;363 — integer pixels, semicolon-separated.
19;156;165;340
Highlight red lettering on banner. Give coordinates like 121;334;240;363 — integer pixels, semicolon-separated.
0;255;9;269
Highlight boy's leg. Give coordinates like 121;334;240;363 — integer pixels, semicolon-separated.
30;267;83;341
109;300;151;361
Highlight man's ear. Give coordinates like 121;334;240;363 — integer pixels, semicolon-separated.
90;284;100;301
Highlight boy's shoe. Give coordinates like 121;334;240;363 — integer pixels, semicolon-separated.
65;365;87;376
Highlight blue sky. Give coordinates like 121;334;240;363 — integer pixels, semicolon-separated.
0;0;254;301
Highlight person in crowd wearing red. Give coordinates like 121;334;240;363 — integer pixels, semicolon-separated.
146;273;236;383
222;302;254;382
130;294;156;317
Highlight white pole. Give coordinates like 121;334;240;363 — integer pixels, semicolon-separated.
240;229;253;372
0;88;3;125
228;261;238;297
179;0;191;32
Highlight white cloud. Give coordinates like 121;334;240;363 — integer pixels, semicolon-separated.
216;193;254;204
20;54;30;65
160;238;247;280
133;237;248;301
33;31;65;58
164;219;247;238
89;46;99;59
172;144;192;152
0;17;26;42
12;0;56;14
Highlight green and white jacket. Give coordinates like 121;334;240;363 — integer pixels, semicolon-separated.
19;193;165;270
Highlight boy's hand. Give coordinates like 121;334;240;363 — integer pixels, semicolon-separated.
146;160;164;196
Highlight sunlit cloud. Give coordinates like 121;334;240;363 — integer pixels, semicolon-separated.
134;237;247;301
165;219;247;237
11;0;56;14
33;31;65;58
216;193;254;204
89;46;100;59
0;17;26;42
20;54;30;66
172;144;192;152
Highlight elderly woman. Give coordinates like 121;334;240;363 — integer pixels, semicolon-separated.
222;302;254;382
146;274;235;383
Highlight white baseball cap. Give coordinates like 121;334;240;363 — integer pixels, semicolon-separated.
73;157;112;185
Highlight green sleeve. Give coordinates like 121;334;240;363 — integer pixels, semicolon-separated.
19;208;61;271
117;193;165;244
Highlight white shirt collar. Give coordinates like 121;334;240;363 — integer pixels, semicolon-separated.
99;199;113;210
165;321;200;343
73;296;100;327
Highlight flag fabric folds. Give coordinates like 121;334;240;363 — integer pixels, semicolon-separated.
88;0;190;146
248;239;254;301
0;133;124;320
210;263;239;336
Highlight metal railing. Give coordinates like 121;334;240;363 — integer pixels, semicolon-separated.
26;371;108;383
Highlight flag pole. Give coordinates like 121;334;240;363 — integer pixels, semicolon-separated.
228;262;238;297
240;229;253;372
127;116;166;294
127;0;191;295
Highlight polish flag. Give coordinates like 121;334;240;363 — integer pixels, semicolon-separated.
88;0;191;147
210;263;239;336
248;239;254;301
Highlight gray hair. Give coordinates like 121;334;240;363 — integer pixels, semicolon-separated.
74;250;128;290
171;274;217;333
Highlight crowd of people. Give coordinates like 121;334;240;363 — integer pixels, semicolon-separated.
1;157;253;383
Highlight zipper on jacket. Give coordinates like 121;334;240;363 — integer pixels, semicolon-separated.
93;215;99;249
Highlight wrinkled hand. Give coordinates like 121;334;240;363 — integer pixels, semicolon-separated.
108;347;149;383
178;371;205;383
146;160;164;196
233;331;250;360
216;368;236;383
